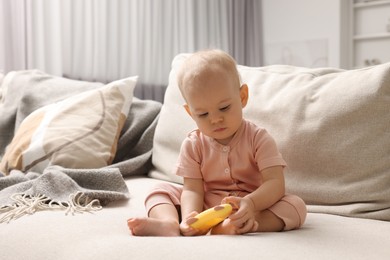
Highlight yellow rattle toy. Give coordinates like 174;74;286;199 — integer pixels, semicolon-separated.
188;203;233;230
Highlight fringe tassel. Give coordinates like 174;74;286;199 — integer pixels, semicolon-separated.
0;192;102;223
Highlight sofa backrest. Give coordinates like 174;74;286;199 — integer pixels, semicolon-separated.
151;53;390;221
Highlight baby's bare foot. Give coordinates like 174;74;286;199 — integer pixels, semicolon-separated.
127;217;180;236
210;219;237;235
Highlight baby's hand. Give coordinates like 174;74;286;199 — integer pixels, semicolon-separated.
180;211;209;236
222;196;258;234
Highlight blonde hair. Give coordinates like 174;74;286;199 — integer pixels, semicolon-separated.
177;49;241;99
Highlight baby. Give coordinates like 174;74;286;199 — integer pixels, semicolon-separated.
128;49;307;236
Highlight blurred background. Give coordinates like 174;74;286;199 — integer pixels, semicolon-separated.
1;0;389;101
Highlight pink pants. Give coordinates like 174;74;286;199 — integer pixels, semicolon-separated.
145;182;307;231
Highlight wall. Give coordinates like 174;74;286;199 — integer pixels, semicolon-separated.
262;0;349;68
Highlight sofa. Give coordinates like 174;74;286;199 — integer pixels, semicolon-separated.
1;53;389;260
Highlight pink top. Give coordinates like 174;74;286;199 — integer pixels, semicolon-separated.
175;119;286;207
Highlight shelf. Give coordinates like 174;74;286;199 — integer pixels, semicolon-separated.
348;0;390;68
353;32;390;40
354;0;390;8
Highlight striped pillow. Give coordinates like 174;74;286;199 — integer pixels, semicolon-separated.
0;76;137;174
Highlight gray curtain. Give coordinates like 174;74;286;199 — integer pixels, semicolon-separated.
0;0;263;102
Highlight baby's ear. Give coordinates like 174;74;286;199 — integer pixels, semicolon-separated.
240;84;249;108
184;104;192;117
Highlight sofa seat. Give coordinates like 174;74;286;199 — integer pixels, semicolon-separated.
2;176;389;260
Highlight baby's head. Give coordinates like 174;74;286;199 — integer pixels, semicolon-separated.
177;49;241;101
176;49;248;145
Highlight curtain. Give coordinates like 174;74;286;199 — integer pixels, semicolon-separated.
0;0;263;102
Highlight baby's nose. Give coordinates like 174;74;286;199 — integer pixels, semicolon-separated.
210;113;223;124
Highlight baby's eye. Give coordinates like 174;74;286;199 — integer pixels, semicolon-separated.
198;112;208;118
220;105;230;111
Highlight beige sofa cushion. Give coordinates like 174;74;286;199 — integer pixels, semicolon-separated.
0;75;137;174
151;53;390;221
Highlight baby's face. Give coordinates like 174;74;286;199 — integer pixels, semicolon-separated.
184;70;245;145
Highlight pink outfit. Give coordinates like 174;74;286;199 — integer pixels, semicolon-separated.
145;119;307;230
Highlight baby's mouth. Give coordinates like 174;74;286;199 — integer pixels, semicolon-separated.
214;127;226;132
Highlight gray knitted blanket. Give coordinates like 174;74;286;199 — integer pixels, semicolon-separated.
0;70;162;222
